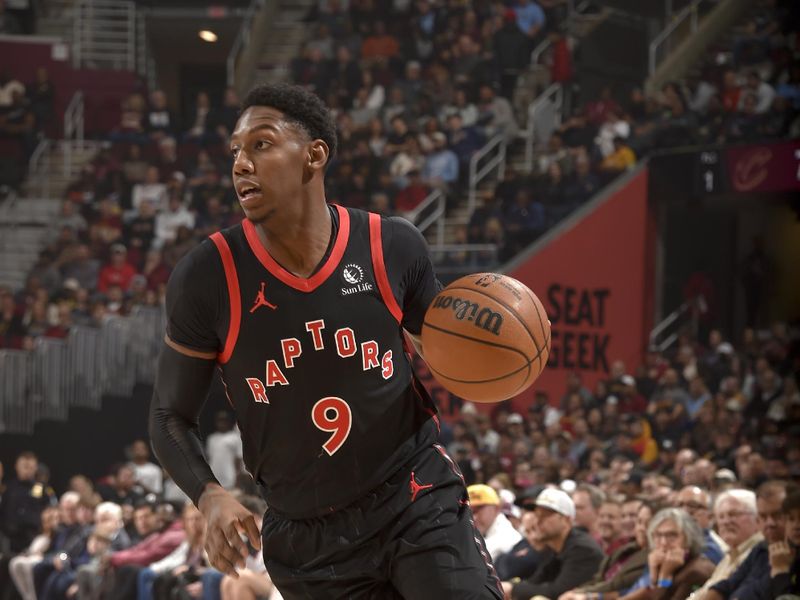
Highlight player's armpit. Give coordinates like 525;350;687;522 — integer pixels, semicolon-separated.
404;330;425;360
149;341;220;505
164;334;218;359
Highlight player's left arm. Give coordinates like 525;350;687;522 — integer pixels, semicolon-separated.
382;216;443;360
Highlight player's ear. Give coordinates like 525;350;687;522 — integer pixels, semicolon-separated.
307;140;329;171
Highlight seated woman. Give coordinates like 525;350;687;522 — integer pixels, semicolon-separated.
622;508;714;600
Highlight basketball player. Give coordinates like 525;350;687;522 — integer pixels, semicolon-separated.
149;83;502;599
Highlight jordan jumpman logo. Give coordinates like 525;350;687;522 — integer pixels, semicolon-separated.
250;282;277;313
409;471;433;502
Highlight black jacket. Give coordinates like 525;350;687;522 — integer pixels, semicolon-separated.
511;527;604;600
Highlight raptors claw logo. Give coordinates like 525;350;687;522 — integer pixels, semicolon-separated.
342;264;364;285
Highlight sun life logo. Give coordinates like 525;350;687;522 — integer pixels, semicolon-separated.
342;264;364;285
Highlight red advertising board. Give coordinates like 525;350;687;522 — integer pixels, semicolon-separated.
505;168;654;408
726;140;800;193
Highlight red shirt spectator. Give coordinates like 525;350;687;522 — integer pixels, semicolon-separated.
549;31;573;83
361;21;399;60
394;173;430;214
97;244;138;293
721;69;741;112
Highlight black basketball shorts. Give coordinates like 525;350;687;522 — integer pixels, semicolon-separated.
260;443;504;599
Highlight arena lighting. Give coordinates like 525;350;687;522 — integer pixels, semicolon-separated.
198;30;218;43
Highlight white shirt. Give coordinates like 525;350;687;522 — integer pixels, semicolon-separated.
483;512;522;562
154;207;195;248
206;429;243;489
132;461;163;494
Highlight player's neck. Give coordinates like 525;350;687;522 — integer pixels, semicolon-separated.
252;198;333;279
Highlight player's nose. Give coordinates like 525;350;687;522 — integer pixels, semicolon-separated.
233;150;254;175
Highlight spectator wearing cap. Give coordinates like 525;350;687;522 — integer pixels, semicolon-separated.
707;480;788;600
503;488;604;599
687;489;761;599
496;502;547;582
468;484;522;562
96;244;137;294
673;486;726;565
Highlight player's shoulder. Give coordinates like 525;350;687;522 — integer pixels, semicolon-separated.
168;225;242;287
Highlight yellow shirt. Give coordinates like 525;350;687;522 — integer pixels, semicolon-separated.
601;146;636;170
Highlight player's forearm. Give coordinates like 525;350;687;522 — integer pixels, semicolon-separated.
149;344;219;505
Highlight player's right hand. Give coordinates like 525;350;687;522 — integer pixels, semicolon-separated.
197;483;262;578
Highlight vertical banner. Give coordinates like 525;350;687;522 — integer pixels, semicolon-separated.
507;168;653;408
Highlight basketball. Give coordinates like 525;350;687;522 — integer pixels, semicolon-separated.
421;273;551;403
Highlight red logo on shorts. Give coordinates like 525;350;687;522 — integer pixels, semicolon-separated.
409;471;433;502
250;282;277;313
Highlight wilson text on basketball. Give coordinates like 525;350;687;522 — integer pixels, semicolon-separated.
429;295;504;335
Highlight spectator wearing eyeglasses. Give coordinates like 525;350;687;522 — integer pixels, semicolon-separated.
687;489;761;599
673;486;725;565
706;480;788;599
627;508;714;600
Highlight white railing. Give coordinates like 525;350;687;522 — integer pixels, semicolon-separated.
523;83;563;173
467;134;506;216
27;139;51;198
405;188;446;247
73;0;136;71
63;91;84;176
227;0;265;87
649;294;707;352
649;0;708;75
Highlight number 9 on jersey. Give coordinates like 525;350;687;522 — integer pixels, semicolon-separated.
311;397;352;456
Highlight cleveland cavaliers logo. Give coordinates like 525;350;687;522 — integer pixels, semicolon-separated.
250;282;277;313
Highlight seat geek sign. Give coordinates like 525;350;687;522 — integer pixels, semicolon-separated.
546;285;611;371
507;169;654;407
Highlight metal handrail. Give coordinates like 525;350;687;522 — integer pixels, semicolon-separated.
523;83;563;172
649;294;706;352
648;0;705;75
27;139;51;198
63;91;84;176
467;134;506;216
405;188;446;247
227;0;264;87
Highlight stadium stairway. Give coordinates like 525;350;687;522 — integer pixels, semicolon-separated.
251;0;316;86
0;141;100;290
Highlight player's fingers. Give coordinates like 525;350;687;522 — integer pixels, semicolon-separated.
207;528;243;573
223;522;250;564
237;514;262;551
210;551;239;579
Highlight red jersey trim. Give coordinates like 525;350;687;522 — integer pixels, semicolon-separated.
368;212;403;324
241;204;350;293
209;232;241;364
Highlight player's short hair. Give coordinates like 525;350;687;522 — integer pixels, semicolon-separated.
241;83;337;166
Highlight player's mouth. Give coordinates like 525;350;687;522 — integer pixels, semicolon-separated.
237;182;262;206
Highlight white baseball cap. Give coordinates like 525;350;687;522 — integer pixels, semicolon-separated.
535;488;576;519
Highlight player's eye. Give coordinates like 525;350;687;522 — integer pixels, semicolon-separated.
230;147;240;158
254;139;271;150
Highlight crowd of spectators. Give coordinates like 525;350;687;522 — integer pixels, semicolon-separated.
0;318;798;599
3;0;798;351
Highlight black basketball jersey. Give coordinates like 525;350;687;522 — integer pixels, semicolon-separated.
202;205;439;517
